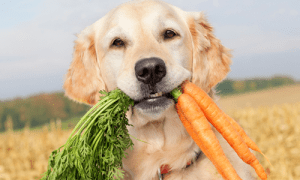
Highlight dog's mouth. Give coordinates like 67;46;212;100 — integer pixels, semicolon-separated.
134;91;173;104
133;91;174;111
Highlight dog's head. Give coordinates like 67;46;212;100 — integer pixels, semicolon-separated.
63;0;231;125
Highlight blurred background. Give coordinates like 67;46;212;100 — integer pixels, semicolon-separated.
0;0;299;179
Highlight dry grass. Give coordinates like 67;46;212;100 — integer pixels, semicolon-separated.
217;85;300;180
0;119;72;180
218;84;300;113
0;86;299;179
227;102;300;180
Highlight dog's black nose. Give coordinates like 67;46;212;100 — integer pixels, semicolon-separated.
135;57;166;86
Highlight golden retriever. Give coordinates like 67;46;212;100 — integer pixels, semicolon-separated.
63;0;257;179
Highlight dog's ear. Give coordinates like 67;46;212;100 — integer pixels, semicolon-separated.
188;12;232;92
63;25;107;106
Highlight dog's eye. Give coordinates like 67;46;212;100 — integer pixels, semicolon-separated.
164;30;176;39
112;38;125;47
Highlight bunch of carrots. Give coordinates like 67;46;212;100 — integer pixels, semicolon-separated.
42;80;268;180
171;80;269;180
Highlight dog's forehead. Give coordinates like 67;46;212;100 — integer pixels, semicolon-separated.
109;0;181;29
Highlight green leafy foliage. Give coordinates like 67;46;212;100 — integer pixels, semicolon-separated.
41;88;135;180
0;76;297;132
170;86;182;103
0;92;89;132
216;76;296;96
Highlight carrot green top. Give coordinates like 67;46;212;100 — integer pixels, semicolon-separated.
41;88;135;180
42;87;183;180
170;86;182;103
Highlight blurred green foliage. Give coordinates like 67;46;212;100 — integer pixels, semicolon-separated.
0;92;90;132
0;76;297;132
216;76;296;96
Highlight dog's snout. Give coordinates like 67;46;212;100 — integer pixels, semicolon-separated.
135;57;166;86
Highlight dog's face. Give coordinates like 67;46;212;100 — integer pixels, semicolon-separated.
99;1;194;123
64;0;231;126
63;1;236;178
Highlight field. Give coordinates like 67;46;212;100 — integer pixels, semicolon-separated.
0;120;72;180
1;84;300;179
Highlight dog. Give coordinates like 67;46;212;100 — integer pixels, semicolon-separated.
63;0;257;179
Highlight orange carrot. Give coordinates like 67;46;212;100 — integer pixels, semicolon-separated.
223;113;260;151
176;104;211;159
181;81;267;180
177;93;242;180
223;113;272;167
176;104;221;175
176;103;237;179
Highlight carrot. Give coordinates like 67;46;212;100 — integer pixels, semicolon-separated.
223;113;260;151
177;94;242;180
176;103;236;179
176;104;218;173
223;113;272;167
181;81;267;180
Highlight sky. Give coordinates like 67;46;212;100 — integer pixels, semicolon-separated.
0;0;299;101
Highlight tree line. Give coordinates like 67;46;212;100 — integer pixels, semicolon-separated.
0;76;297;132
215;76;296;96
0;92;90;132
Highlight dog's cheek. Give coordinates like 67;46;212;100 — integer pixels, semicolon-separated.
168;36;193;68
170;42;193;74
101;53;123;90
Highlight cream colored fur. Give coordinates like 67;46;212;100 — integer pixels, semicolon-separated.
63;0;256;179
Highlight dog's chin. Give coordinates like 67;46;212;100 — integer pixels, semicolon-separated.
133;96;174;120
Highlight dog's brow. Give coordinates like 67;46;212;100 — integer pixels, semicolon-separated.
160;19;181;32
103;27;130;46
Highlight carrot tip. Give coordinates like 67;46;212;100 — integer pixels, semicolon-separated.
260;151;273;170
